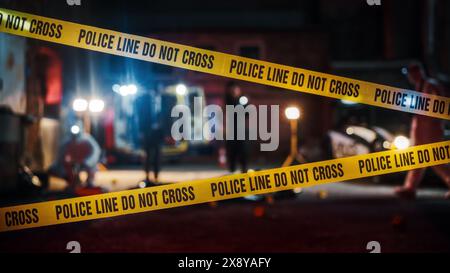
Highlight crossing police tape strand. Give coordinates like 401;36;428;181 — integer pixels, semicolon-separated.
1;141;450;232
1;8;450;120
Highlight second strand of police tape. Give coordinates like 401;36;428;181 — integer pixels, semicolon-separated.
1;8;450;120
1;141;450;232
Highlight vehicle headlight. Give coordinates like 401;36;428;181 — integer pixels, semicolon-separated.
393;136;410;150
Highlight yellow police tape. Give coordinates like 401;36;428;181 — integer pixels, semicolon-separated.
1;141;450;232
1;8;450;120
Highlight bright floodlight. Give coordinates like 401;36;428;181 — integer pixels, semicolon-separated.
239;96;248;105
70;125;80;135
393;136;410;150
128;84;138;95
346;127;354;135
119;85;129;96
285;107;300;120
117;84;138;96
112;84;120;93
89;99;105;113
73;98;88;112
176;84;187;96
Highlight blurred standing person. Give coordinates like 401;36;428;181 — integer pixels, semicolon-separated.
136;86;163;186
395;62;450;199
225;82;249;173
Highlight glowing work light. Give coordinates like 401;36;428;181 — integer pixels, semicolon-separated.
285;107;300;120
73;98;88;112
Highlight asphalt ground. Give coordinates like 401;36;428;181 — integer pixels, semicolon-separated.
1;173;449;253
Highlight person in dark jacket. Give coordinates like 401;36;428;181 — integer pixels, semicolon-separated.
136;87;163;185
225;81;249;173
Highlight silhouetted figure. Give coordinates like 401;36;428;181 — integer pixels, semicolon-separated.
225;82;249;173
136;88;163;184
395;62;450;199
